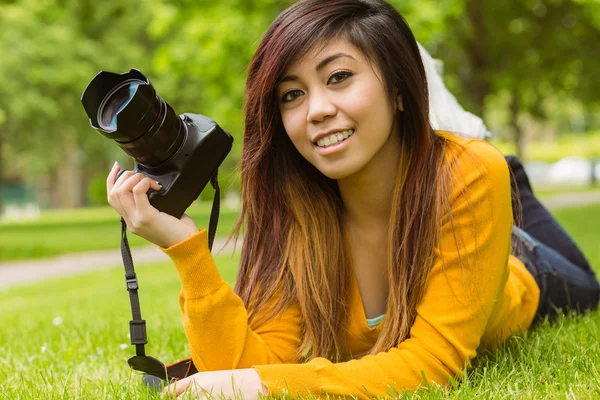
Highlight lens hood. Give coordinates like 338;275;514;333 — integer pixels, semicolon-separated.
81;69;148;135
81;69;186;166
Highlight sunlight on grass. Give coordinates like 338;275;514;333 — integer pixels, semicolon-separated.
0;253;241;399
0;202;240;261
1;189;599;262
489;131;600;163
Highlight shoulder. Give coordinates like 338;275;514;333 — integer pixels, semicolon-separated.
436;131;510;198
437;130;507;172
434;131;511;220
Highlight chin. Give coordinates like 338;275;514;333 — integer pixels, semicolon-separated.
317;163;362;181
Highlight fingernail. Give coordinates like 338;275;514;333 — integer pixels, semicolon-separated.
156;181;163;188
113;161;119;169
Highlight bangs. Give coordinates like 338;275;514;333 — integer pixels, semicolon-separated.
264;4;387;93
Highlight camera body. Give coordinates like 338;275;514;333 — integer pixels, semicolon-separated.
81;69;233;219
138;113;232;219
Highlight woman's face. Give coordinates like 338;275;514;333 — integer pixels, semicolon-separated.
277;38;402;180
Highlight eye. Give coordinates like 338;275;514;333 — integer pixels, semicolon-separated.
281;89;304;103
328;70;353;85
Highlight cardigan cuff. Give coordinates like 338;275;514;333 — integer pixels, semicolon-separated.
161;229;227;298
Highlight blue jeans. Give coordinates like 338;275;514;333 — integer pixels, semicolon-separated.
506;156;600;322
511;226;600;321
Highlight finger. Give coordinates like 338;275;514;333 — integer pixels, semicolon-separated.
111;170;136;194
109;171;140;220
178;382;205;400
106;162;120;196
116;173;147;221
108;170;136;218
108;169;137;215
162;377;192;398
132;177;162;212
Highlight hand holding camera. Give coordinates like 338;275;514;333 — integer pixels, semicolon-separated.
106;162;199;249
81;68;232;383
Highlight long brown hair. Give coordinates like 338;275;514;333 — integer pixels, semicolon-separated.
233;0;455;362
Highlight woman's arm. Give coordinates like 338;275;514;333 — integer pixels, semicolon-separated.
161;230;303;371
253;140;519;398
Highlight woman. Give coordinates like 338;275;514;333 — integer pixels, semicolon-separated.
106;0;599;398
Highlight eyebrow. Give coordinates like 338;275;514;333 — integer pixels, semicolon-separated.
279;53;355;83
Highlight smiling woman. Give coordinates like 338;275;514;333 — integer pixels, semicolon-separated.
104;0;599;399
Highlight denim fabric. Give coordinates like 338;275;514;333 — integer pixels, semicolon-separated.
505;155;593;272
505;155;600;322
511;226;600;322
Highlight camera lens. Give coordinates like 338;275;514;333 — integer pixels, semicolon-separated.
81;69;186;166
98;81;141;131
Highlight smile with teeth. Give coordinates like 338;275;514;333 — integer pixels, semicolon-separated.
315;129;355;148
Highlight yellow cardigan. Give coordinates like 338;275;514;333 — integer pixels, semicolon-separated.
161;134;539;398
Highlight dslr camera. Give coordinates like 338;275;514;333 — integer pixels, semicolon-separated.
81;68;233;218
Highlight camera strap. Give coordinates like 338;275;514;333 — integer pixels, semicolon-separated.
121;171;221;363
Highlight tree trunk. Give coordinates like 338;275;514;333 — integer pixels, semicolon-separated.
53;134;83;209
510;93;525;160
462;0;489;112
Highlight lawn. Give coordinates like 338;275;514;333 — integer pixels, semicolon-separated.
0;202;241;262
489;130;600;163
533;184;600;198
2;188;600;262
0;205;599;398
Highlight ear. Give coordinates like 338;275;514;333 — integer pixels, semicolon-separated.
396;93;404;111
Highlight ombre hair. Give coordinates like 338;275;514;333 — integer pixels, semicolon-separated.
233;0;458;362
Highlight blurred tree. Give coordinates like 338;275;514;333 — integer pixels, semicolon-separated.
143;0;290;172
434;0;600;158
0;0;156;207
0;0;291;208
1;0;599;210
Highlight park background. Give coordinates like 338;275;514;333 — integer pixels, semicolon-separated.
1;0;600;399
1;0;600;216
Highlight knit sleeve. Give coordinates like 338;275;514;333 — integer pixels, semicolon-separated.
161;230;302;371
254;140;515;398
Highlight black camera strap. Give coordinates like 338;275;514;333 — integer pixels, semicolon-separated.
121;215;147;357
207;172;220;251
121;171;221;361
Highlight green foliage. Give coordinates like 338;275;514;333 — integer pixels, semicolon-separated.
1;0;599;205
431;0;600;140
87;174;109;206
0;0;153;179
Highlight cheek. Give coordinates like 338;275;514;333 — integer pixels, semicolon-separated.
367;99;396;136
343;81;393;126
282;111;309;149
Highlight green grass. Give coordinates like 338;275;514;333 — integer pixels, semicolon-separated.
534;184;600;198
0;205;599;398
489;130;600;163
3;187;600;262
0;202;240;262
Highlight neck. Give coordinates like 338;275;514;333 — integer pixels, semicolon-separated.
338;132;402;232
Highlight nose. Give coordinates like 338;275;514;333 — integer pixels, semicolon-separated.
306;90;337;123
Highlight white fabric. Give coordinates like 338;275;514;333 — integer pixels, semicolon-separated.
418;42;491;140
